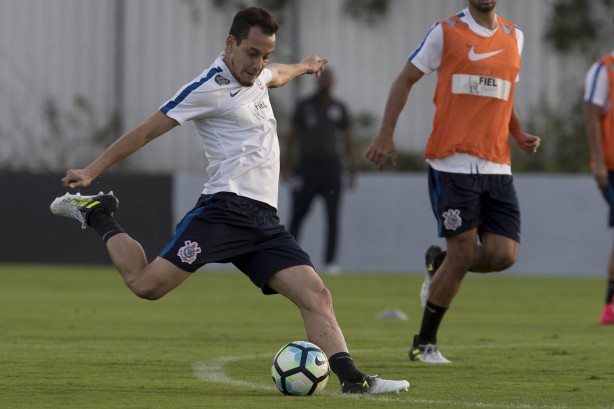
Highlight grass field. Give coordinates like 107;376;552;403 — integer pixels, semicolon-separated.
1;264;613;409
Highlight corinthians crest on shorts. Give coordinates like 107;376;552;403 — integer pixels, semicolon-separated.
177;240;202;264
442;209;462;231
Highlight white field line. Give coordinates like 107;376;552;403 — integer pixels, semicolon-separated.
190;343;596;409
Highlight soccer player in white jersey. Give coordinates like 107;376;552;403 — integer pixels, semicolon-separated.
50;7;408;394
366;0;540;363
584;35;614;325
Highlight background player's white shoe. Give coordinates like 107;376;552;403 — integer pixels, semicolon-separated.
409;335;451;364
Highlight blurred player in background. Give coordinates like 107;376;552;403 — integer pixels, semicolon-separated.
584;23;614;324
50;7;408;393
366;0;540;363
282;68;356;275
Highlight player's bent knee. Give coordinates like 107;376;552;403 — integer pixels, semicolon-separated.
492;252;517;271
124;277;167;300
305;285;333;312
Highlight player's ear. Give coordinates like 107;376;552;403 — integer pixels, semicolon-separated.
225;35;236;52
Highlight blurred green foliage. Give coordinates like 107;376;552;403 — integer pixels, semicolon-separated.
518;0;614;173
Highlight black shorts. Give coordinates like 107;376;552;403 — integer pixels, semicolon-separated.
159;192;313;294
600;171;614;227
428;166;521;242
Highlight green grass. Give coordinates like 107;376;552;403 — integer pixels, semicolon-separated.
1;264;613;409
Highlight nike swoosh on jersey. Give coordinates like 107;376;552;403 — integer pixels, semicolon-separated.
229;90;241;97
468;46;504;62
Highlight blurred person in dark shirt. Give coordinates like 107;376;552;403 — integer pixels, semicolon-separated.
282;68;356;275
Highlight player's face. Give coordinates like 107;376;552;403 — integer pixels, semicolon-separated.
468;0;496;13
225;26;275;86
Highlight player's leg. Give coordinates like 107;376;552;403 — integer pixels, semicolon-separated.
267;265;409;394
429;229;479;307
267;265;346;356
601;243;614;324
288;164;317;240
106;235;191;300
469;174;521;273
469;232;518;273
410;229;477;364
607;237;614;302
50;191;192;299
411;169;481;363
321;163;342;272
599;176;614;323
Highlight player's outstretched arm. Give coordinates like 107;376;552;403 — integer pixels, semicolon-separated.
62;111;178;189
267;55;328;88
366;61;423;169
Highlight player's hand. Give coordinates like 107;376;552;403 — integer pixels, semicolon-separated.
366;131;397;170
300;55;328;77
590;161;608;189
514;132;541;155
61;169;94;189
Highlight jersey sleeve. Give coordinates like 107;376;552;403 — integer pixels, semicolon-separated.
261;67;273;85
159;69;222;125
584;61;609;107
408;23;443;75
514;26;524;83
515;27;524;57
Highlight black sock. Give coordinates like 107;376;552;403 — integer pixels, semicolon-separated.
606;280;614;304
87;208;125;243
417;301;448;345
328;352;364;384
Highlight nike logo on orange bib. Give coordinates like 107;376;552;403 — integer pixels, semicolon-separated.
468;46;504;61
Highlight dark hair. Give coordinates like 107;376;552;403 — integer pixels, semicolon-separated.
229;7;279;45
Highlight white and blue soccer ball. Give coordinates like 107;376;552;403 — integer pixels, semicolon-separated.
271;341;330;396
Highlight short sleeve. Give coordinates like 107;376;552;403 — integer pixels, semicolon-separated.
261;67;273;85
585;61;609;108
408;23;443;75
160;68;222;124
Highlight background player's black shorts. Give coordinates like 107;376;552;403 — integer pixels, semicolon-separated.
600;171;614;227
160;192;313;294
428;166;521;242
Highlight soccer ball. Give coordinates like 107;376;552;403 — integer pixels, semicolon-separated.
271;341;330;396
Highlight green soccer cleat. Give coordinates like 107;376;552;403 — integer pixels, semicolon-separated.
50;191;119;229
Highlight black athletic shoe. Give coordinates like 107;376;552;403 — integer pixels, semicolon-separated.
50;191;119;229
420;245;446;307
425;245;445;277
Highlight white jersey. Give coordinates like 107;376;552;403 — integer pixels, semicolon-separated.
161;54;279;208
584;53;613;109
409;8;524;175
